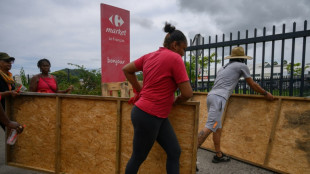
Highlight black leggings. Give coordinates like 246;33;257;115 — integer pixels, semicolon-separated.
125;106;181;174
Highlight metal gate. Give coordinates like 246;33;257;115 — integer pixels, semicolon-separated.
185;20;310;97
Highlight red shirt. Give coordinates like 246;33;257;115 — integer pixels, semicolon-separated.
37;76;57;93
134;47;189;118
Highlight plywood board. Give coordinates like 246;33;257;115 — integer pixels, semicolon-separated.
220;97;278;165
193;93;310;174
59;98;118;174
120;102;198;174
7;94;199;174
8;96;56;171
267;100;310;174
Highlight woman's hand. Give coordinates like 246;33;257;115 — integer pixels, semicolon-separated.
66;85;74;93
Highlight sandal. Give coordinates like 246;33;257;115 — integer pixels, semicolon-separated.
212;152;231;163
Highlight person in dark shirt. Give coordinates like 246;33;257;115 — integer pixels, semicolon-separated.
0;52;19;130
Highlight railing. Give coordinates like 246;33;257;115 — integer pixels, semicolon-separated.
185;20;310;97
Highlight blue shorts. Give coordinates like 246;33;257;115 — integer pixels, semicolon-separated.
205;94;227;132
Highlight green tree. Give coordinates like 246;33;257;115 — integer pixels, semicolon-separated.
286;63;310;76
185;52;220;83
52;70;80;92
19;67;29;89
67;63;102;95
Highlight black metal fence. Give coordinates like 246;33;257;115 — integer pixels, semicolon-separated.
185;20;310;97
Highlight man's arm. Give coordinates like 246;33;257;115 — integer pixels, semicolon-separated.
246;77;274;100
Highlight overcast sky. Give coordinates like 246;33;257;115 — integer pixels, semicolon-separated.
0;0;309;76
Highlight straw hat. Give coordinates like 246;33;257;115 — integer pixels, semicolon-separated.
224;47;252;60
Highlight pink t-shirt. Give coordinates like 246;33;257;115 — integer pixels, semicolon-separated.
134;47;189;118
37;76;57;93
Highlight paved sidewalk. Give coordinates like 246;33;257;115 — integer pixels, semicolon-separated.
0;131;278;174
196;148;278;174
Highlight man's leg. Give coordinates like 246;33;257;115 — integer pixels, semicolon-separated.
212;127;230;163
213;128;222;157
198;127;212;148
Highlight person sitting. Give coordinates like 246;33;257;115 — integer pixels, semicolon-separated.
29;58;73;93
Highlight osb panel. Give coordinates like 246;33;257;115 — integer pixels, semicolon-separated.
220;97;277;165
60;98;118;174
193;94;278;164
192;94;214;150
120;102;197;174
268;100;310;174
9;96;56;171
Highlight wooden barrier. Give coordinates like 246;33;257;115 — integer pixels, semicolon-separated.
5;93;199;174
101;81;142;98
193;93;310;174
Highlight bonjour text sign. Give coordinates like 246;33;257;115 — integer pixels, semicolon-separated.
101;4;130;82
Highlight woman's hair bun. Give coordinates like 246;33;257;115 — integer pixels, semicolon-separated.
164;22;176;33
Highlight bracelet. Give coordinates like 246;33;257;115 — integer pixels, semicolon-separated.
261;91;267;95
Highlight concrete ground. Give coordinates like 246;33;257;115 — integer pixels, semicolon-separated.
196;148;278;174
0;131;278;174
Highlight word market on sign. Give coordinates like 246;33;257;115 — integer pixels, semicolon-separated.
105;28;127;36
107;57;125;66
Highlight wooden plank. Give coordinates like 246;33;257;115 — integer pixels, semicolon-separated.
193;92;310;101
107;82;122;90
7;162;55;174
5;97;12;165
120;82;129;98
115;100;122;174
264;98;282;165
102;83;109;96
108;82;121;97
55;96;62;173
127;83;134;97
191;102;200;174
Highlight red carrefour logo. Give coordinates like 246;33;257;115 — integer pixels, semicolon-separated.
109;15;124;27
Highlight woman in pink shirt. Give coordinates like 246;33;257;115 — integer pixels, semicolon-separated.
29;59;73;93
122;22;193;174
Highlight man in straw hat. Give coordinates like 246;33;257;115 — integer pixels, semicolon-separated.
197;46;273;168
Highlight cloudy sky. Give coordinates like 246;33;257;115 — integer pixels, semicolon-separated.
0;0;309;76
